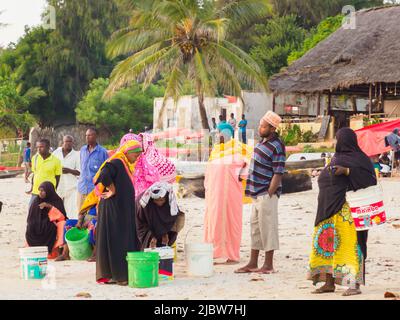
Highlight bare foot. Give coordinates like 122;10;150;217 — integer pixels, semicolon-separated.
342;288;361;296
311;284;336;294
234;265;259;274
117;281;128;286
87;255;96;262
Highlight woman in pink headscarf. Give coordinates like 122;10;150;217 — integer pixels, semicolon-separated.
119;132;177;198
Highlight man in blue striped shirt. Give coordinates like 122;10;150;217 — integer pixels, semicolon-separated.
235;111;286;275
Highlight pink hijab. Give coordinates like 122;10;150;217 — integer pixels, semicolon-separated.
119;132;176;197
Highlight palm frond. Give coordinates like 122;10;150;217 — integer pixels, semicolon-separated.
23;87;47;103
201;18;229;42
104;45;176;98
156;60;186;129
193;49;215;97
220;40;264;72
216;0;272;33
107;29;171;58
210;42;268;92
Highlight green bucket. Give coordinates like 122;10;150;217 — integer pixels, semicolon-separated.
65;227;92;260
126;252;159;288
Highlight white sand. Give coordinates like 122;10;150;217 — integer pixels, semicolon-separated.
1;176;399;300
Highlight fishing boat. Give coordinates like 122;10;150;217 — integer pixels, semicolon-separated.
0;167;24;179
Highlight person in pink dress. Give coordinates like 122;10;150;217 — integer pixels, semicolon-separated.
204;133;252;264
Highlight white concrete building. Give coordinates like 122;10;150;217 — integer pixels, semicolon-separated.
153;91;274;132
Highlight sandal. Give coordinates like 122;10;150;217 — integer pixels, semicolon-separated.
342;288;361;296
86;256;96;262
55;255;70;262
97;278;116;285
234;267;258;274
311;286;335;294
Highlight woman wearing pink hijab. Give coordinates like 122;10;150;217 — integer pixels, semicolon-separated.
119;132;177;198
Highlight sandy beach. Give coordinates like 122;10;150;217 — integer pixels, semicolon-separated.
1;176;399;300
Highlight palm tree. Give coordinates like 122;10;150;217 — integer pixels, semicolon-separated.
105;0;271;130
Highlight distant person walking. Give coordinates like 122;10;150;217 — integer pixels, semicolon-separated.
235;111;286;274
77;128;108;211
53;135;81;218
23;142;32;183
211;117;217;130
238;114;248;144
228;113;237;138
28;139;62;206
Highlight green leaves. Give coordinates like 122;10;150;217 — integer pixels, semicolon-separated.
288;15;343;64
76;78;164;141
0;78;37;133
249;15;307;76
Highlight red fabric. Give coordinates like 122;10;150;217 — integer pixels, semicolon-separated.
224;95;238;103
355;119;400;156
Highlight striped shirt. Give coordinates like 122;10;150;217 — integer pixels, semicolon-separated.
245;133;286;198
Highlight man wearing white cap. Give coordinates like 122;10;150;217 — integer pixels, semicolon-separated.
235;111;286;274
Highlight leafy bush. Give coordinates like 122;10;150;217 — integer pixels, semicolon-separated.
279;124;302;146
303;144;316;153
279;126;319;146
76;78;164;139
302;130;318;143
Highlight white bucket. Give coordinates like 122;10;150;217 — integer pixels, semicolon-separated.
185;243;213;277
19;247;48;280
346;185;386;231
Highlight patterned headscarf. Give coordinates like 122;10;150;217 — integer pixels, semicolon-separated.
120;133;141;146
117;131;176;197
139;182;179;216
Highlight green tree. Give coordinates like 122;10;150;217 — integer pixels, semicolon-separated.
42;0;126;123
249;15;307;77
0;27;54;126
271;0;384;28
0;1;129;126
0;77;41;135
76;78;164;139
105;0;271;130
288;15;343;64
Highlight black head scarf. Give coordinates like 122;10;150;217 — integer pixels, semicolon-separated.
315;128;377;226
26;182;67;253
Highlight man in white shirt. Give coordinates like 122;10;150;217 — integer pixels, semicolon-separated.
53;135;81;218
228;113;237;138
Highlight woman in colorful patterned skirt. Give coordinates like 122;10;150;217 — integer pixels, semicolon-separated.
308;128;377;296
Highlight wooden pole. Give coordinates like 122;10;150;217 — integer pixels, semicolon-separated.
328;92;331;115
369;84;372;119
317;93;321;116
272;93;276;112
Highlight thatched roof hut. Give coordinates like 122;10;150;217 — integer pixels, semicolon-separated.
269;5;400;97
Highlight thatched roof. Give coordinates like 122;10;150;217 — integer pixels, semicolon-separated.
269;5;400;94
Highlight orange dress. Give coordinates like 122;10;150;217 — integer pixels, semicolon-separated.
47;207;66;259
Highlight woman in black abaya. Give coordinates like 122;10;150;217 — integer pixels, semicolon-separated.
307;127;377;296
95;140;142;286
